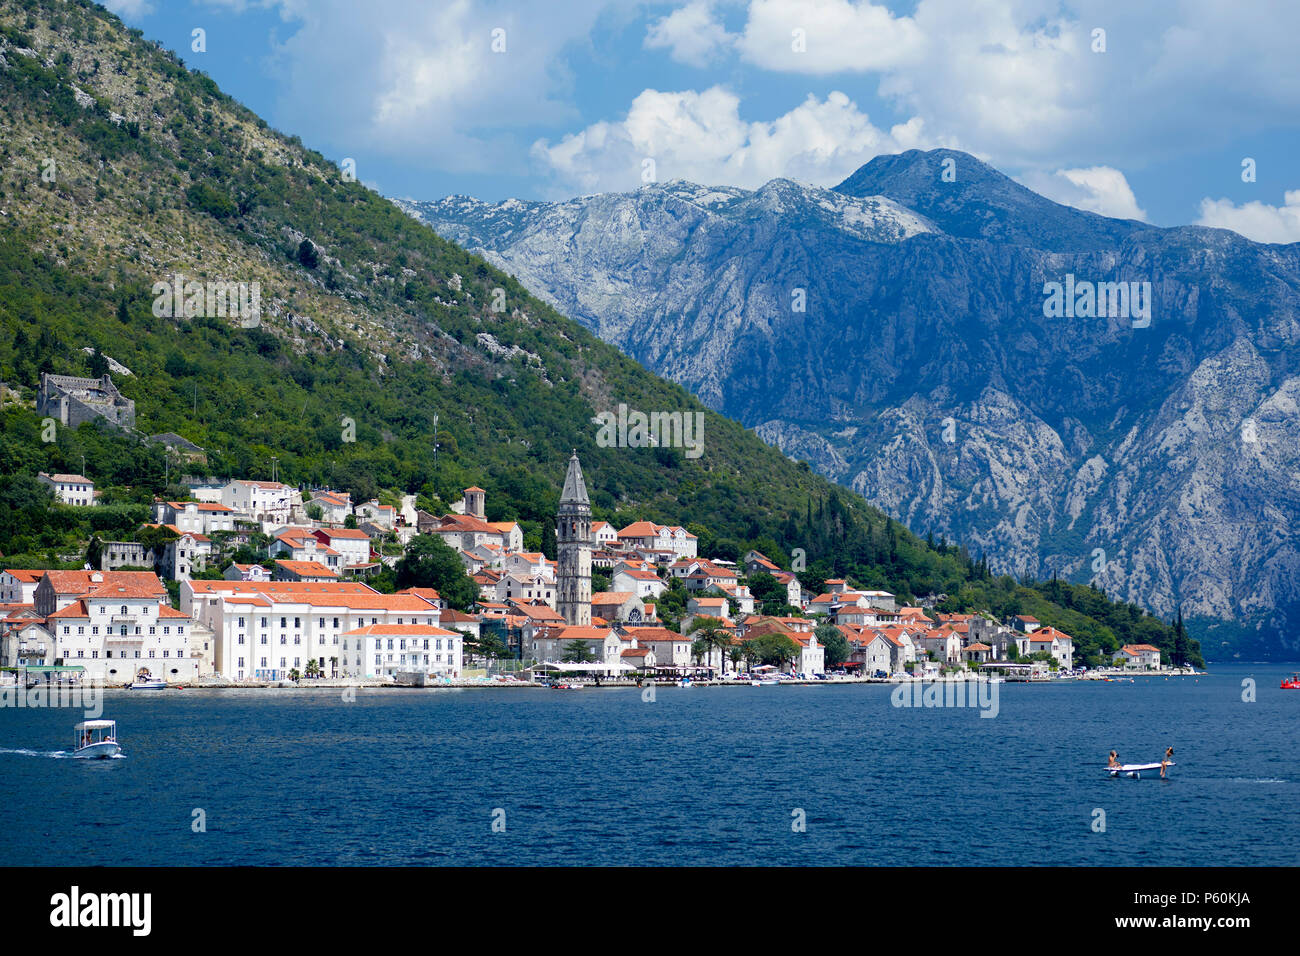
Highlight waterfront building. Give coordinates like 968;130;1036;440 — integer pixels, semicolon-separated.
181;580;442;681
46;582;199;683
340;623;462;679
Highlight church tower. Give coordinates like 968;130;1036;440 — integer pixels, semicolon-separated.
556;452;592;627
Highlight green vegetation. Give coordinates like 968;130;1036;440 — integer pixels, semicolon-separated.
0;0;1200;668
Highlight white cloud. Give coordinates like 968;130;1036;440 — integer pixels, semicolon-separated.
532;86;936;193
1196;191;1300;245
723;0;1300;174
736;0;923;72
1021;166;1148;222
644;2;733;67
213;0;617;175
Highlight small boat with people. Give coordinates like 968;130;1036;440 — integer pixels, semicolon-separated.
1105;761;1174;779
1105;746;1175;779
71;720;121;759
1282;673;1300;689
129;668;166;690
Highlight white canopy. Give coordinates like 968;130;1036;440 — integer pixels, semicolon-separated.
543;659;635;672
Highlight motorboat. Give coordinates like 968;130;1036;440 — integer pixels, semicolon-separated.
1105;761;1174;779
129;668;166;690
1282;673;1300;689
72;720;121;759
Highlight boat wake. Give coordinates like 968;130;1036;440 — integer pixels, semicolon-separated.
0;747;72;758
0;748;125;759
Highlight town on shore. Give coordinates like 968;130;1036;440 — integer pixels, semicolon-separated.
2;453;1184;691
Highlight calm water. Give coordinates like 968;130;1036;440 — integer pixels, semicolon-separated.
2;663;1297;866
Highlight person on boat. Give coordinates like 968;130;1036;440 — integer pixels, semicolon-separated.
1107;750;1120;769
1160;747;1174;778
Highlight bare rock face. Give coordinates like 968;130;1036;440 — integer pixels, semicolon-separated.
400;149;1300;654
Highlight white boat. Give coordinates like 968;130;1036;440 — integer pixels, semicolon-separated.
72;720;121;759
130;668;166;690
1106;761;1175;779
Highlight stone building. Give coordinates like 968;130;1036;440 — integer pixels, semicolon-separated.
36;372;135;429
555;453;592;627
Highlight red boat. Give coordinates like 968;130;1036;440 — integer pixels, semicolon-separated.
1282;674;1300;689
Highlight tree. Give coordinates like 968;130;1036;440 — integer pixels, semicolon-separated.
748;571;788;615
467;631;508;664
690;624;731;675
691;637;710;668
815;622;850;669
395;534;477;609
297;238;320;269
561;640;596;663
86;349;109;378
1172;608;1190;667
85;535;104;570
743;633;800;669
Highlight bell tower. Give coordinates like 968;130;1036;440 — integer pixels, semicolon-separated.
556;452;592;626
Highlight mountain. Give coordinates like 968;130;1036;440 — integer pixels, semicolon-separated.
404;151;1300;658
0;0;1197;666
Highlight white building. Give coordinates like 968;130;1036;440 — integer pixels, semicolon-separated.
309;490;352;525
222;480;295;525
158;501;237;535
356;500;397;529
1027;627;1075;669
181;580;443;681
313;529;373;569
612;566;668;600
340;624;463;679
616;522;697;559
37;472;95;506
46;583;199;684
153;527;213;580
590;521;619;549
269;529;344;572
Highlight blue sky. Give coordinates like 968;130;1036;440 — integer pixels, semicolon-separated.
102;0;1300;241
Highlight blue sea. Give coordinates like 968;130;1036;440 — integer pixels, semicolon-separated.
2;663;1297;866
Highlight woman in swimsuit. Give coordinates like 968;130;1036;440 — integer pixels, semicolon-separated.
1107;750;1120;769
1160;746;1173;778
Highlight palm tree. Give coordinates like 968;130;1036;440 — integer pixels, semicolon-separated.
697;626;730;676
728;646;744;674
691;637;710;671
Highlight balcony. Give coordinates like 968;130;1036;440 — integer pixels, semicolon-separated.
111;615;139;625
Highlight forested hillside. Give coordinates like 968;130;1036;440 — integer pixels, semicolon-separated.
0;0;1199;666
